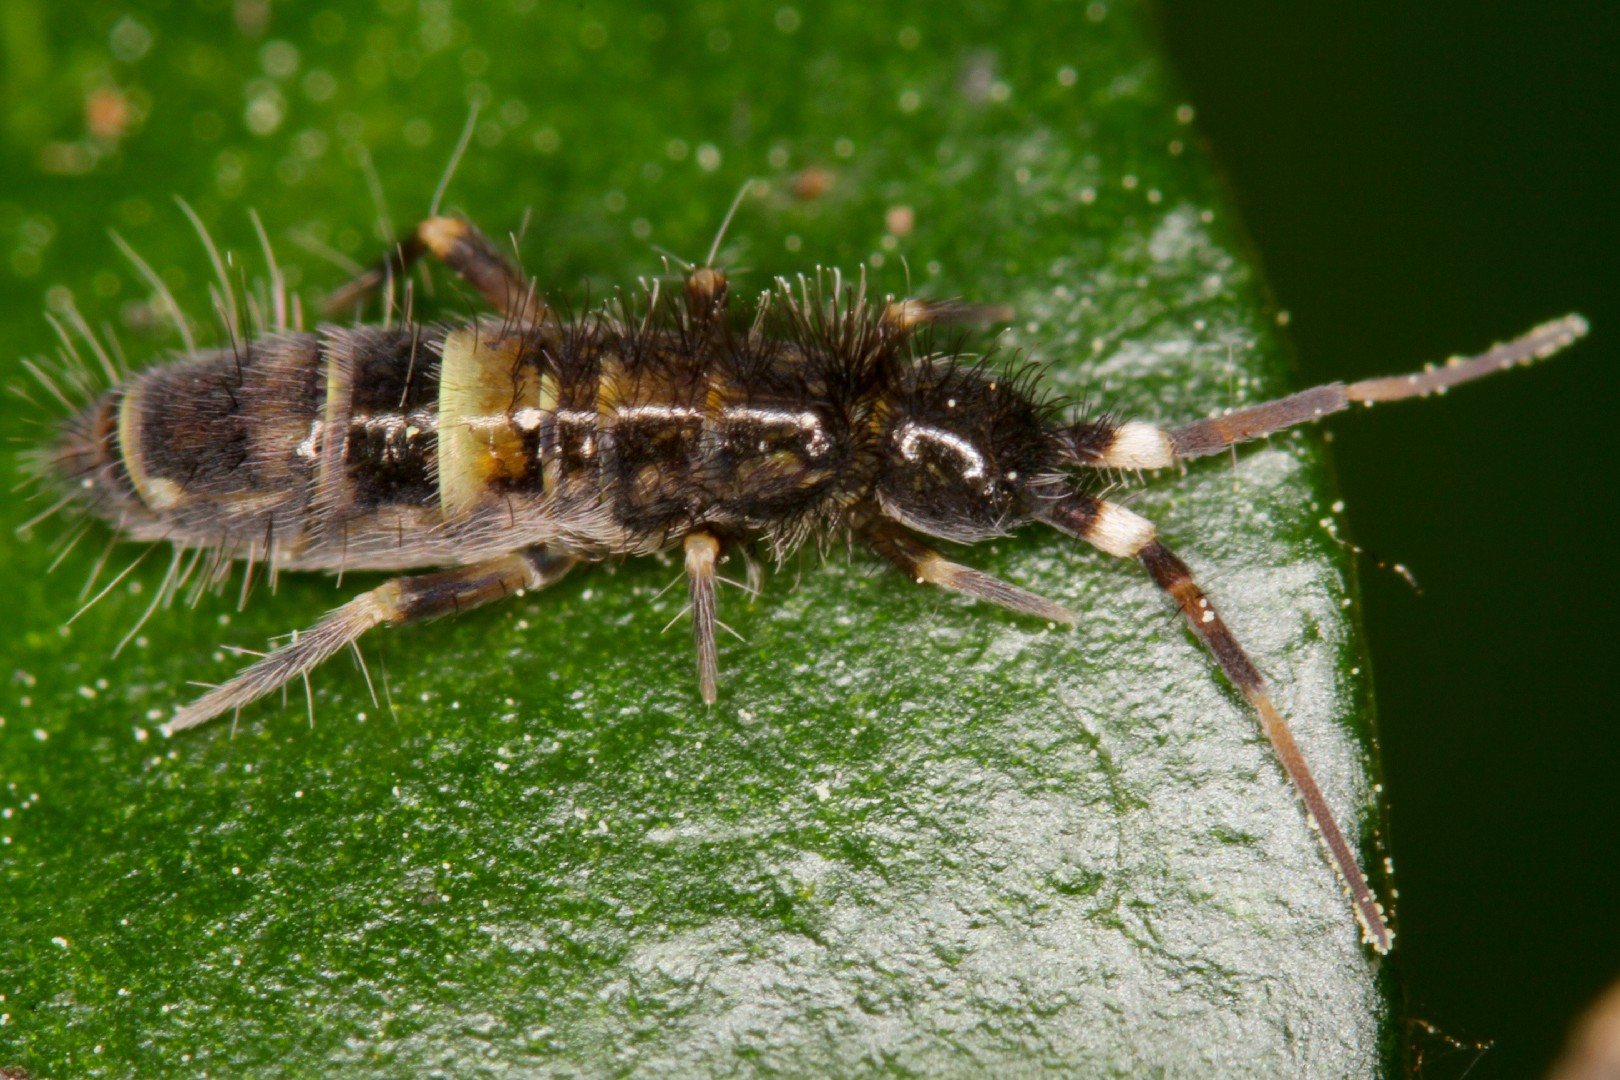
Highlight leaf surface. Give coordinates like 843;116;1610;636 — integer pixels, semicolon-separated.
0;1;1393;1074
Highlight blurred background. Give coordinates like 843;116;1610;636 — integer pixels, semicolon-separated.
1160;4;1619;1076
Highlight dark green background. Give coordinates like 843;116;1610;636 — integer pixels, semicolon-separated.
1161;4;1620;1076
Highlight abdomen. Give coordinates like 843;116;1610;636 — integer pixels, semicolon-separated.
50;319;859;570
55;324;555;571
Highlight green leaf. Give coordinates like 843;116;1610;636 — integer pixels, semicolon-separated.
1;0;1394;1074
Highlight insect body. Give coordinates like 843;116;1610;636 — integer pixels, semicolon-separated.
30;209;1587;956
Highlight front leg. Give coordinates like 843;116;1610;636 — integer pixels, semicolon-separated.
163;548;576;735
865;520;1075;624
1033;491;1393;953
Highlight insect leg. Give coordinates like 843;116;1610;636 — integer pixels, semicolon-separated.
324;215;551;326
684;532;722;704
162;548;576;736
684;267;731;326
321;230;425;316
866;520;1075;624
680;178;754;328
1034;490;1394;953
881;298;1016;331
1064;314;1587;468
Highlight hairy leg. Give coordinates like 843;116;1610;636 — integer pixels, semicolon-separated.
866;519;1074;625
163;548;576;735
1035;490;1394;953
323;214;553;327
684;532;722;704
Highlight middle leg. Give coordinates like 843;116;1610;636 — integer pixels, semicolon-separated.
684;531;722;704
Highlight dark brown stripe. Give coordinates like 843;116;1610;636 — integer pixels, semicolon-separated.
542;343;604;514
128;350;251;501
1060;419;1120;465
1031;490;1100;540
1137;540;1263;692
344;331;440;509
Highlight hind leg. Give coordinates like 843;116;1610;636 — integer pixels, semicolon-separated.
163;549;576;735
323;214;553;327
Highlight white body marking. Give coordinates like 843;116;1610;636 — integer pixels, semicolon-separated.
1104;420;1176;469
1089;502;1156;558
896;421;987;479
